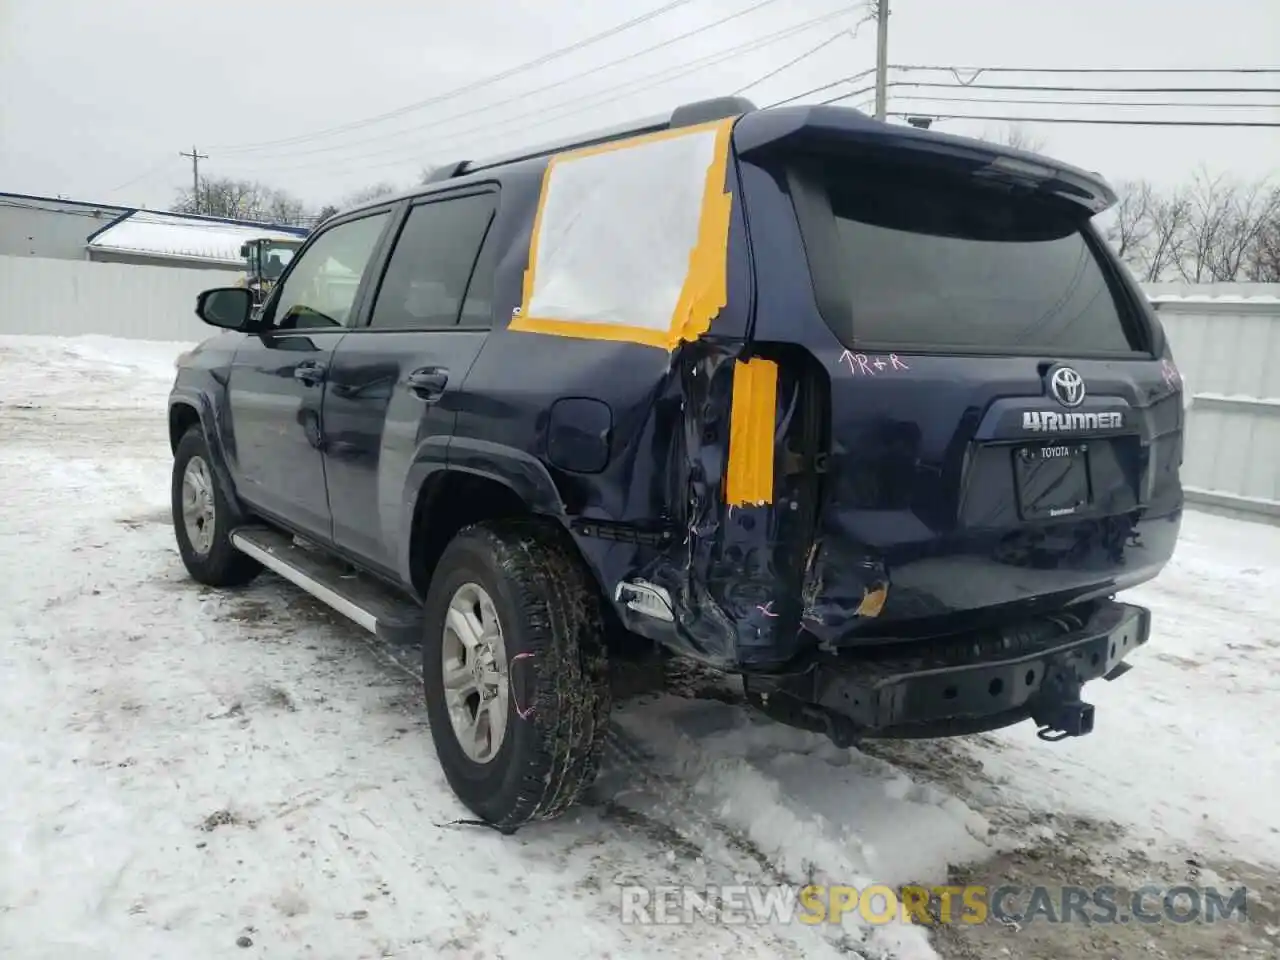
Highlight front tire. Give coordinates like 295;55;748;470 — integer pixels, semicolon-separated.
421;520;610;829
171;426;261;587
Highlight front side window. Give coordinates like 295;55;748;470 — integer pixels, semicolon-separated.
270;213;389;330
369;193;497;331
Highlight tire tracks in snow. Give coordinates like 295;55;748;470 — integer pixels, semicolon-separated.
2;377;909;958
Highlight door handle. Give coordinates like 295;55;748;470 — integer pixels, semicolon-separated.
293;360;326;386
406;367;449;400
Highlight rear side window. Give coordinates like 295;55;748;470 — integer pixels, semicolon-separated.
370;192;497;331
795;159;1143;354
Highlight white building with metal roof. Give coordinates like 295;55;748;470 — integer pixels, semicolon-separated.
86;210;307;270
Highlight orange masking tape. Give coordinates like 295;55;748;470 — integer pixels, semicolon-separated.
510;117;737;350
724;357;778;507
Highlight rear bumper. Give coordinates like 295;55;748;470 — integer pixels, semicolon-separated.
746;599;1149;740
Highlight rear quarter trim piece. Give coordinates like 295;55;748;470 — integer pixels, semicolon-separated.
508;118;736;351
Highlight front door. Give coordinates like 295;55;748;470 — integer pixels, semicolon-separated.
323;189;499;574
224;210;393;539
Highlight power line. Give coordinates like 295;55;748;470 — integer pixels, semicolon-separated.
214;0;824;171
213;0;788;155
817;83;877;106
890;94;1280;109
217;5;868;177
104;157;179;195
886;81;1280;93
733;15;871;96
210;0;693;153
888;112;1280;128
814;82;1280;115
891;65;1280;77
775;77;1280;110
764;68;878;107
769;69;1280;108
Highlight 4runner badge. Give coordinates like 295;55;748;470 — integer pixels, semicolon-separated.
1023;410;1124;432
1024;364;1122;431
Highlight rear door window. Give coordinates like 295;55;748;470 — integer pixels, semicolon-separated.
369;192;497;331
796;158;1144;354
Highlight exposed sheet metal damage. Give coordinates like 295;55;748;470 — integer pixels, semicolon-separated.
608;340;890;673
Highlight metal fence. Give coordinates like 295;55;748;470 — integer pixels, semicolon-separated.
0;254;239;342
1;256;1277;519
1148;283;1280;522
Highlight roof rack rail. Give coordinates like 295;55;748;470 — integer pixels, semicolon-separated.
432;95;756;182
422;161;469;185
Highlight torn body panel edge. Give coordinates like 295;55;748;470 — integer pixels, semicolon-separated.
601;340;892;673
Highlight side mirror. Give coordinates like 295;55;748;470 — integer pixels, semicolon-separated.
196;287;255;330
239;243;250;257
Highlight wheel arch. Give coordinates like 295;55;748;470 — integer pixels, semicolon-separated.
402;464;564;601
168;394;245;525
168;399;202;454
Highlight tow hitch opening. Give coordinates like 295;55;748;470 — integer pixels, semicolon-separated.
1030;663;1096;741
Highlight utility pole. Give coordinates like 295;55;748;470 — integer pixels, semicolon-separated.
873;0;890;121
178;145;208;212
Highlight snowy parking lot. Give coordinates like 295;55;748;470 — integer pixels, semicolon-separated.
1;335;1277;960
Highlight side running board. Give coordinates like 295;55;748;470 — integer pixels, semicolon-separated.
229;526;423;645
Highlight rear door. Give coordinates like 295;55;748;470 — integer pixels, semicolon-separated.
224;211;392;538
738;147;1184;637
322;188;499;576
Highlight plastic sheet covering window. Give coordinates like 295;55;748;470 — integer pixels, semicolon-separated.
511;119;733;351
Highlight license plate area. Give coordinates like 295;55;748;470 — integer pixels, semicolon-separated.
1013;442;1091;520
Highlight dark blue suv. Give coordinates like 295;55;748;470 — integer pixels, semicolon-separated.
169;96;1184;829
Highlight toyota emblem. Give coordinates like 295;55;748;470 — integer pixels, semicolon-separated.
1049;366;1086;407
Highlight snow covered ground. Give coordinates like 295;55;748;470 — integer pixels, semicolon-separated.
1;334;1277;960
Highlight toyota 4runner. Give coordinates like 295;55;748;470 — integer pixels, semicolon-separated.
169;96;1184;830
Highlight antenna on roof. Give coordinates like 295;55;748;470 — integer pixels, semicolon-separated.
426;95;756;183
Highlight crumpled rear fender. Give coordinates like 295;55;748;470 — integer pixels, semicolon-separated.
604;341;888;671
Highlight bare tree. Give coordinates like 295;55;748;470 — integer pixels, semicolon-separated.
1103;180;1154;266
313;204;340;228
1138;188;1193;282
265;192;308;226
1244;202;1280;282
1177;169;1280;283
983;122;1048;154
173;177;310;226
342;182;402;207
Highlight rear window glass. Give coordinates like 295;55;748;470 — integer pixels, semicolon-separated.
801;159;1141;353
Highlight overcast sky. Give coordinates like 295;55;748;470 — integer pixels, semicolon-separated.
1;0;1276;213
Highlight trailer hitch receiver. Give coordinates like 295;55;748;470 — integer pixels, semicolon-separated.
1030;660;1095;742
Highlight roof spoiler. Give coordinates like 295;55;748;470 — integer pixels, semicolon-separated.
733;104;1118;214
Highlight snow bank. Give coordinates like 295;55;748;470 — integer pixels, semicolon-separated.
0;334;192;409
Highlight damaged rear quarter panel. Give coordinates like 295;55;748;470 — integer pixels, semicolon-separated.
456;139;889;672
455;150;827;671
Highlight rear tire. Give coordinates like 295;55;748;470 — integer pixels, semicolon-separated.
171;426;261;587
421;520;610;830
